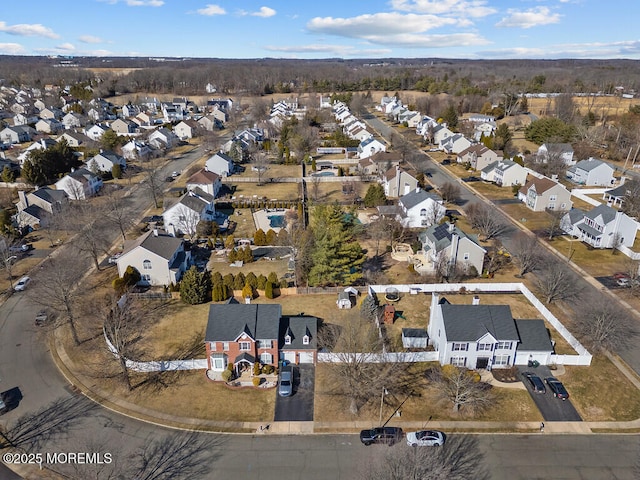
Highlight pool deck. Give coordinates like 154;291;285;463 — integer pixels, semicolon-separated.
252;208;288;233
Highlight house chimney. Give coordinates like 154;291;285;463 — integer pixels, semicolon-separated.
448;222;455;233
18;190;27;209
472;295;480;305
416;186;421;193
153;228;158;237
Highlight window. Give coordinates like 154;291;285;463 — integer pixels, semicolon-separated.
210;342;216;352
260;352;273;365
239;342;251;351
303;335;309;345
284;335;291;345
476;343;493;351
496;341;512;350
212;355;225;370
549;195;557;202
548;203;555;210
452;343;468;351
493;355;510;366
223;342;229;351
143;260;151;270
257;340;272;349
178;215;186;221
420;208;427;217
450;357;466;367
463;252;470;260
141;274;151;282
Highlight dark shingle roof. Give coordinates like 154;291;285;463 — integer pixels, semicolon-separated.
279;315;317;350
205;304;282;342
402;328;428;338
515;319;553;352
399;188;443;210
583;203;616;224
441;304;519;342
123;229;183;261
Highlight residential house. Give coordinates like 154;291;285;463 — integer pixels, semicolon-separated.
186;168;222;198
110;119;138;136
566;158;615;186
603;179;640;209
457;144;502;171
204;304;317;374
480;160;527;187
468;113;496;123
35;118;64;134
17;138;57;165
163;188;215;237
84;124;109;141
61;112;86;129
518;175;573;212
473;121;497;142
561;204;637;249
427;295;553;369
86;150;126;173
121;104;141;118
358;151;401;175
441;134;473;155
14;187;68;229
54;167;103;200
58;131;90;148
197;115;219;132
432;124;454;147
537;143;575;165
358;136;386;159
174;120;199;140
210;108;227;125
395;187;445;228
116;228;190;287
148;127;179;150
398;110;422;128
415;115;438;138
122;139;152;161
0;125;34;144
205;152;235;177
382;165;419;198
417;222;486;276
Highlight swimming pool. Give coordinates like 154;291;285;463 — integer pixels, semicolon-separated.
268;215;286;228
313;171;335;177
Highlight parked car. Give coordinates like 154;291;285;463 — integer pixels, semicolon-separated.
360;426;404;446
462;176;480;182
617;277;632;287
545;377;569;400
441;159;451;165
108;252;123;264
35;310;48;326
14;276;30;292
523;371;546;394
613;272;630;280
278;365;293;397
406;430;445;447
9;244;30;252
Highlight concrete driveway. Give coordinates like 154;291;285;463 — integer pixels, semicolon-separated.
518;366;582;421
274;364;315;422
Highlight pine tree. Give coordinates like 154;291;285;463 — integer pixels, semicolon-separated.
265;229;277;245
111;163;122;179
242;283;253;300
265;281;274;299
233;272;246;290
246;272;258;288
361;293;380;320
257;274;267;290
242;245;254;263
267;272;278;284
254;228;267;246
363;183;387;207
180;266;212;304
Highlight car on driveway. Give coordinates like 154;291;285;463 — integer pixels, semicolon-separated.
14;276;30;292
523;371;546;394
360;426;403;446
406;430;445;447
278;365;293;397
35;310;48;326
545;377;569;400
108;252;123;264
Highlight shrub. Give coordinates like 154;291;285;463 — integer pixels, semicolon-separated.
252;377;262;387
253;363;262;376
221;369;232;382
265;281;274;299
227;362;234;371
262;365;275;375
257;274;267;290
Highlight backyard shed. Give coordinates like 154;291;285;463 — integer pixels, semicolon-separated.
336;291;352;309
402;328;429;349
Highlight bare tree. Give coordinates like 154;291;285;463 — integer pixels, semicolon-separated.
573;296;638;352
69;203;111;271
28;248;84;345
621;181;640;218
318;316;415;416
439;182;461;204
536;260;582;304
466;203;508;241
358;435;489;480
391;132;413;162
142;161;165;209
509;233;544;276
426;365;494;415
103;187;134;247
251;151;269;185
0;233;20;290
171;205;201;240
310;175;322;202
545;208;566;241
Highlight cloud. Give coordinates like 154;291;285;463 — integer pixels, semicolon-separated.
264;43;391;57
102;0;164;5
0;43;26;54
307;13;458;38
55;43;76;52
478;40;640;59
79;35;103;44
251;6;276;18
390;0;496;17
495;7;561;29
196;4;226;16
0;21;59;39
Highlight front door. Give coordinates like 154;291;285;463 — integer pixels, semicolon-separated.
476;357;489;369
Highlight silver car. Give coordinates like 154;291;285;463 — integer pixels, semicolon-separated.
278;365;293;397
406;430;445;447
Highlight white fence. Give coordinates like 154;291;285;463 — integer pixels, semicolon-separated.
318;352;438;363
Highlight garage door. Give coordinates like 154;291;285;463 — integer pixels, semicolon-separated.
299;352;314;364
282;351;296;363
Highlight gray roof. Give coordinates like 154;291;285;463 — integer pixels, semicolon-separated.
124;229;183;261
584;203;616;224
419;223;483;254
279;315;318;351
606;180;639;198
571;158;609;172
402;328;428;338
542;143;573;153
515;319;553;352
576;222;603;238
205;304;282;342
178;191;208;213
399;188;442;210
31;186;67;204
565;208;585;225
440;304;520;342
481;159;518;174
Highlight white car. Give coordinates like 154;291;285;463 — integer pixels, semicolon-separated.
14;276;30;291
406;430;445;447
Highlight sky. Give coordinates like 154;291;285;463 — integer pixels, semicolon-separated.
0;0;638;60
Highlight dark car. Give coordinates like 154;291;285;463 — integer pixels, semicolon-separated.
441;159;451;165
462;176;480;182
360;426;404;446
523;371;546;394
545;377;569;400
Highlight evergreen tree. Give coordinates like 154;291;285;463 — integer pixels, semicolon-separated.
257;274;267;290
242;245;254;263
439;104;458;129
233;272;246;290
242;283;253;300
180;266;212;304
265;229;277;245
100;129;120;151
267;272;279;284
223;273;235;290
245;272;258;288
254;228;267;246
111;163;122;179
265;281;274;299
361;293;380;321
363;183;387;207
1;165;15;183
211;271;223;285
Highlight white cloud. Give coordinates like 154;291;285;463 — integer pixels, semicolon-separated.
0;43;26;54
390;0;496;17
197;4;226;16
0;21;59;39
307;13;458;38
79;35;103;44
478;40;640;59
55;43;76;52
495;7;561;29
252;6;276;18
264;43;391;57
124;0;164;6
